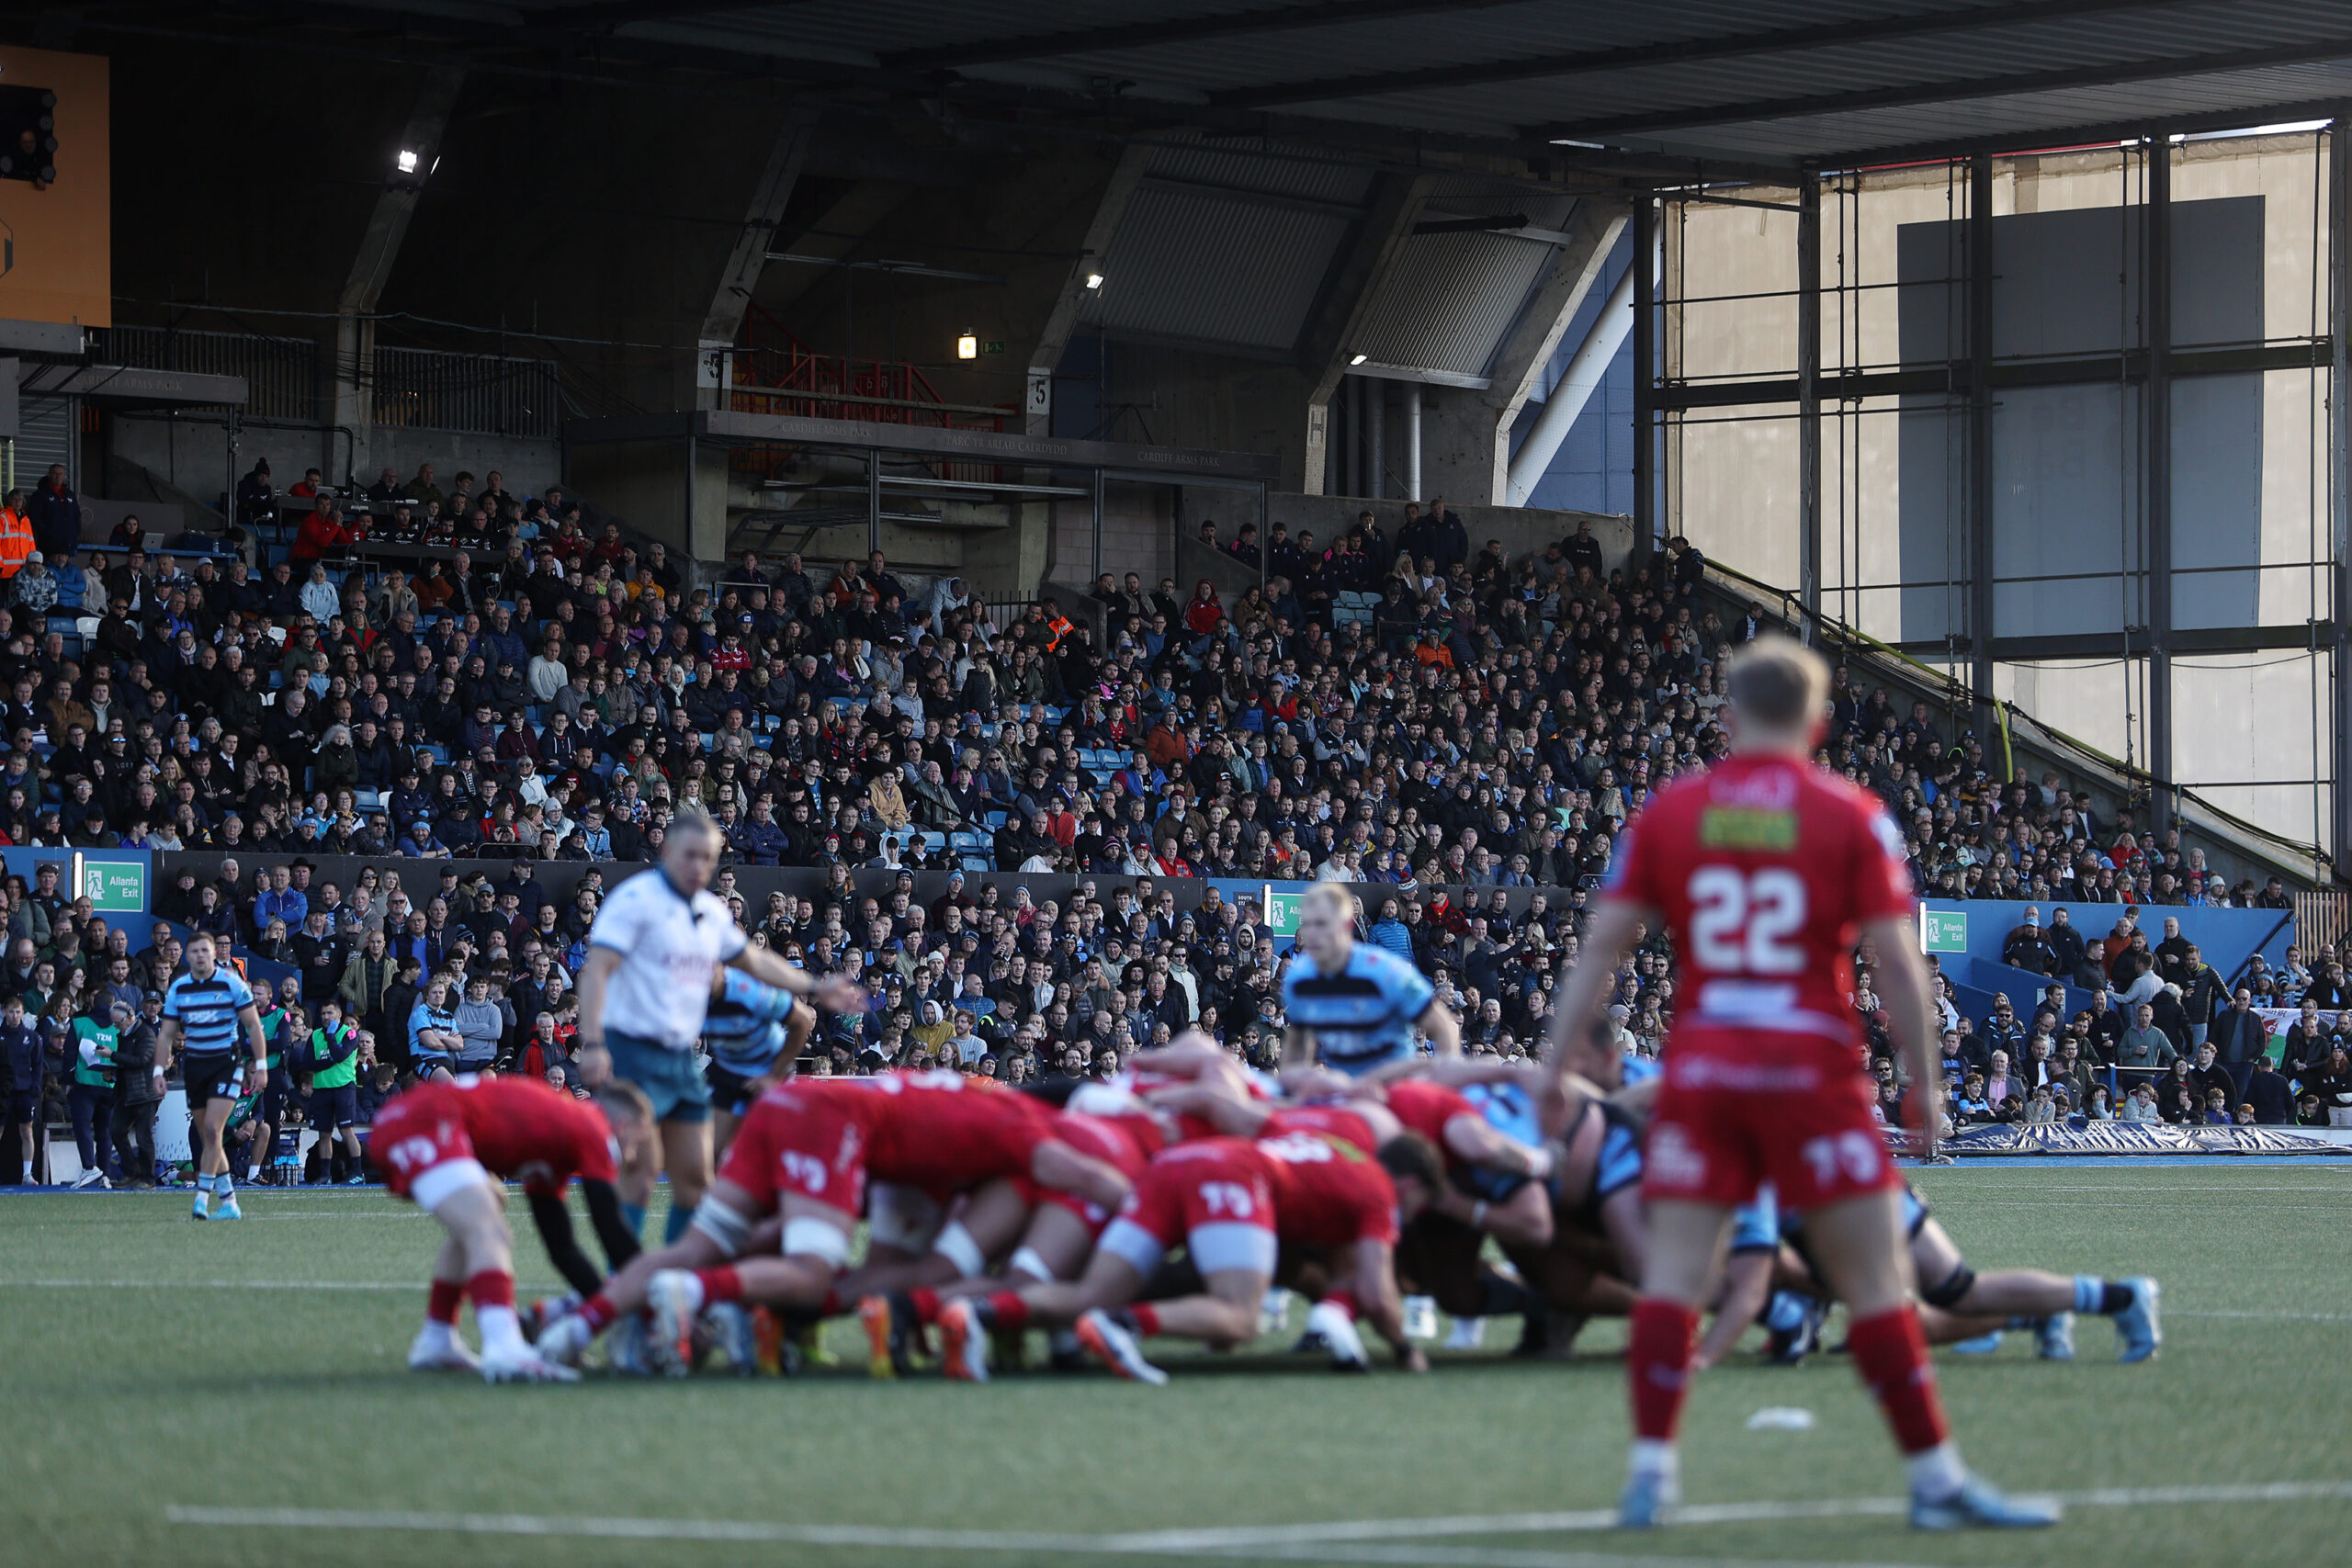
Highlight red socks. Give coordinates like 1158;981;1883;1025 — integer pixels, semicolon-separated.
427;1278;464;1326
983;1291;1030;1331
1622;1297;1947;1464
464;1269;514;1312
698;1267;743;1304
910;1288;943;1325
1320;1288;1360;1320
1127;1303;1162;1336
1627;1298;1699;1444
1849;1307;1951;1455
579;1293;617;1333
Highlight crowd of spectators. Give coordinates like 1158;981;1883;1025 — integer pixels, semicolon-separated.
0;453;2340;1189
1868;908;2352;1136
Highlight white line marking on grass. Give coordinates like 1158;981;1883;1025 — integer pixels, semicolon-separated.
2173;1309;2352;1322
1963;1184;2352;1192
166;1509;1134;1552
166;1481;2352;1563
0;1279;553;1293
1928;1203;2352;1213
1218;1548;1930;1568
5;1279;425;1291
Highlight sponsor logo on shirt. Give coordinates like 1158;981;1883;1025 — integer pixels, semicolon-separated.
1707;768;1797;809
1699;807;1798;851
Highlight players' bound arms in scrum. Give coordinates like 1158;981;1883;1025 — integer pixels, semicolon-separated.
1146;1082;1275;1138
1376;1060;1565;1188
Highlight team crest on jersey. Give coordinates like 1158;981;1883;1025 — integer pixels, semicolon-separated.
1646;1122;1706;1190
1699;807;1798;851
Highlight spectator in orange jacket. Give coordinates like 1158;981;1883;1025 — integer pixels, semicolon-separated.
0;491;32;579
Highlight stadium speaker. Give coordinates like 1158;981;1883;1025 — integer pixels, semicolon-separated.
0;85;59;187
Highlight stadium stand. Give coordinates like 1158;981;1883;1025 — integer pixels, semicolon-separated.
1;466;2340;1189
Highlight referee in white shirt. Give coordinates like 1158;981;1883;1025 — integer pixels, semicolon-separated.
578;809;863;1244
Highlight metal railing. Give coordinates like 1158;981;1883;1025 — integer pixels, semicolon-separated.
1693;558;2328;889
372;346;563;440
2294;890;2348;954
105;325;317;422
729;302;1012;484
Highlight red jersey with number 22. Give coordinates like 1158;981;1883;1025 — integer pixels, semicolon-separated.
1606;752;1912;1056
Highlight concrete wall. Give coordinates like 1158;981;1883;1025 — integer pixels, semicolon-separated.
1067;340;1314;492
568;437;691;558
1048;478;1173;592
1267;494;1634;578
1165;496;1630;619
106;415;560;528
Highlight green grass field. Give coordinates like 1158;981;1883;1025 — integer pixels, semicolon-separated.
6;1163;2350;1568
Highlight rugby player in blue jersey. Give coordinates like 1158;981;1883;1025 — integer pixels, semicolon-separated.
1281;886;1457;1079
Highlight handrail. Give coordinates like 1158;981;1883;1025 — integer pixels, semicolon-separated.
1693;556;2328;879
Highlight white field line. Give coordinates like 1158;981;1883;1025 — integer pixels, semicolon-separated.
0;1279;562;1292
1216;1549;1935;1568
2170;1308;2352;1321
1950;1183;2352;1192
1918;1203;2342;1213
165;1481;2352;1562
5;1279;422;1291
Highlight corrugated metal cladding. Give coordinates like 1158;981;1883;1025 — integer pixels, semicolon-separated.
608;0;2352;166
1078;182;1354;351
11;393;76;491
1351;186;1580;383
1707;61;2352;159
1141;135;1375;206
1306;0;2352;141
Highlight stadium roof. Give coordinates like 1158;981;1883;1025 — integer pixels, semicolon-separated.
196;0;2352;174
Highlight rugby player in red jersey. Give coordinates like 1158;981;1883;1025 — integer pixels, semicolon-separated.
936;1123;1444;1384
369;1073;653;1383
536;1068;1133;1374
1544;637;2057;1531
854;1092;1164;1378
1133;1050;1432;1366
1374;1074;1556;1334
